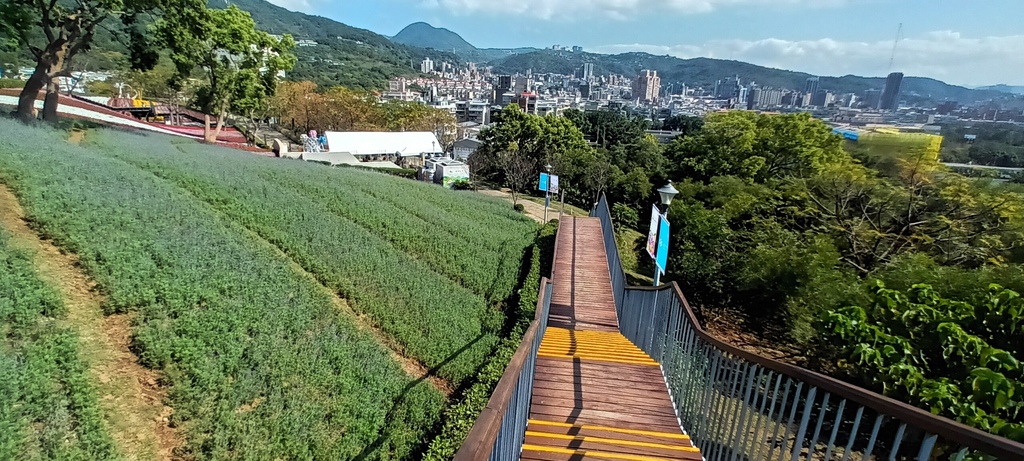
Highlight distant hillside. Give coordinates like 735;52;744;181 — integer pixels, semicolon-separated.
390;22;539;63
208;0;457;89
488;50;1008;106
978;84;1024;95
393;22;476;56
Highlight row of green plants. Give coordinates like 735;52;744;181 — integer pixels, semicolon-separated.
258;164;537;304
0;119;445;460
0;229;118;460
423;220;558;460
92;132;535;386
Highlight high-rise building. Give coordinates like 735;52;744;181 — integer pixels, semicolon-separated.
495;75;513;91
513;76;533;93
805;77;820;96
746;84;761;110
781;92;798;106
878;72;904;111
420;57;434;74
576;63;595;81
812;89;828;107
632;70;661;102
714;76;741;100
861;89;881;109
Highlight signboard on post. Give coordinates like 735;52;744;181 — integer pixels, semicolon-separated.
538;173;549;192
646;205;659;259
655;215;670;275
549;175;559;194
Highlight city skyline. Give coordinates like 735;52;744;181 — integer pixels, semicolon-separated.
266;0;1023;87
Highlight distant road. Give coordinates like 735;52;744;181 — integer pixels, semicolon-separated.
942;162;1024;172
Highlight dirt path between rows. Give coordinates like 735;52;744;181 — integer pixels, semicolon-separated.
283;254;455;396
0;184;178;461
144;151;454;397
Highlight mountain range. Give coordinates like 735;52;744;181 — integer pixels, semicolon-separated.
391;22;539;64
70;0;1015;105
977;85;1024;95
388;21;1007;105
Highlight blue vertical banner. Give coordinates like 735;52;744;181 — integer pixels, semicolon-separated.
538;173;549;192
655;215;670;275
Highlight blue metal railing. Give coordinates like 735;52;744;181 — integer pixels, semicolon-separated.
591;194;1024;461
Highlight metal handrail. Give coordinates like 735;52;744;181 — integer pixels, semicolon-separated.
454;218;562;460
453;279;552;460
591;193;1024;461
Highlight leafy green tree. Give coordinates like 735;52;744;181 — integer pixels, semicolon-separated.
0;0;201;121
665;111;846;182
159;5;295;142
612;202;638;231
821;282;1024;443
610;167;653;211
661;114;703;136
564;108;649;149
476;104;593;200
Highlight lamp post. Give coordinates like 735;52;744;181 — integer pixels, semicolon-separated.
657;181;678;218
653;181;678;286
543;163;552;222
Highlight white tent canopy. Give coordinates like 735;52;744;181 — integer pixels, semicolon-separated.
300;151;400;169
323;131;443;157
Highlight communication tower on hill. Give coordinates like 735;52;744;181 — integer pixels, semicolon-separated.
887;23;904;72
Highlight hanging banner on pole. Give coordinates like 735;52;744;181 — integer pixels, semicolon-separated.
656;215;670;275
549;175;559;194
538;173;549;192
646;205;659;259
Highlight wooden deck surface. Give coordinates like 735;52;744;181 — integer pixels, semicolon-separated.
523;217;702;461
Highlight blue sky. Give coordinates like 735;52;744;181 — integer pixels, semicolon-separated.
271;0;1024;86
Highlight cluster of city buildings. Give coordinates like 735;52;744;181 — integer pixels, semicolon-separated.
710;73;905;112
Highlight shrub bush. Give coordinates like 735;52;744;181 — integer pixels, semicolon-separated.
0;79;25;89
820;282;1024;443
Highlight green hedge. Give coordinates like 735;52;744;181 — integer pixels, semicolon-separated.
0;79;25;89
423;220;558;460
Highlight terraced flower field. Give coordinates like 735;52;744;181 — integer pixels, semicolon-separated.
0;119;538;460
0;228;119;460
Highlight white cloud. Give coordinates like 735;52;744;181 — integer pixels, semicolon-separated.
421;0;851;20
590;31;1024;87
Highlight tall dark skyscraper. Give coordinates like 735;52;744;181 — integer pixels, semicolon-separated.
805;76;820;96
878;72;904;111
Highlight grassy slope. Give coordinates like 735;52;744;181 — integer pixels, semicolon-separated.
0;228;119;460
0;120;447;460
89;131;536;386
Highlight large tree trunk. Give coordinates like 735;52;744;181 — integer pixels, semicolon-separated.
210;115;225;143
204;114;213;143
19;34;73;123
15;69;46;120
43;75;61;123
16;64;49;121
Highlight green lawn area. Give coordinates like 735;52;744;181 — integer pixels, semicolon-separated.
523;195;591;217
